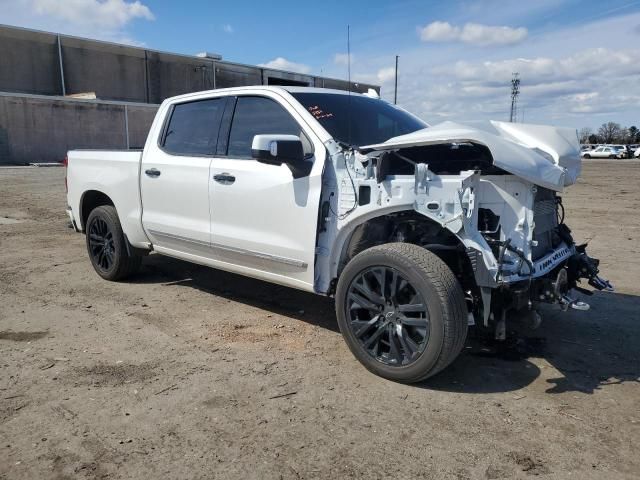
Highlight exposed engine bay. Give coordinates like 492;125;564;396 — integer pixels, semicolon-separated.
314;120;613;340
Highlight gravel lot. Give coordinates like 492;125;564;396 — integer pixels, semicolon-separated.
1;161;639;479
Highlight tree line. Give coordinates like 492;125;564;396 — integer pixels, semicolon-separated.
579;123;639;145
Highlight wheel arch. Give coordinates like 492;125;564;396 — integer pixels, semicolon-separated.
79;190;115;232
329;207;476;292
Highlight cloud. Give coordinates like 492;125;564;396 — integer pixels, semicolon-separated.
419;21;527;46
377;67;396;83
393;45;640;125
222;24;234;34
433;48;640;86
0;0;154;42
30;0;153;29
333;53;354;66
258;57;311;74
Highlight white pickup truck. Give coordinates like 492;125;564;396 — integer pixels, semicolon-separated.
66;86;612;383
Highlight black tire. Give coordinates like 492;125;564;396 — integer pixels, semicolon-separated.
85;205;142;281
584;154;591;159
335;243;467;383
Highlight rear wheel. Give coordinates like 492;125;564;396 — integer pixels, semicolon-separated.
335;243;467;383
583;154;591;158
86;205;141;281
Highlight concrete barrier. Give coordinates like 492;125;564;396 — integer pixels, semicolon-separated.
0;93;158;165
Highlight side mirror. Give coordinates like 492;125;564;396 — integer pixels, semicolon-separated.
251;134;304;166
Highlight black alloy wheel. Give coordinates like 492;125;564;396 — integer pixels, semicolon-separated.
346;266;430;367
85;205;142;281
335;243;468;383
88;216;115;272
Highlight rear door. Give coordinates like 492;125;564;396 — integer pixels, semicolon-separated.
208;93;325;290
141;96;226;256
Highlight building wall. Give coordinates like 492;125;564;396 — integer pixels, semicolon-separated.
0;25;379;102
0;26;61;96
0;24;379;164
61;36;148;102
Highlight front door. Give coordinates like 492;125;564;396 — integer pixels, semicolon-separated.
141;97;225;256
209;94;324;290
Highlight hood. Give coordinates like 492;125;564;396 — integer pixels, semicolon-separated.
360;120;581;191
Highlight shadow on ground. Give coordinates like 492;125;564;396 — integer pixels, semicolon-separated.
132;255;640;395
134;254;338;332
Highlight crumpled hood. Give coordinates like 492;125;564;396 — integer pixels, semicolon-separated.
360;120;581;191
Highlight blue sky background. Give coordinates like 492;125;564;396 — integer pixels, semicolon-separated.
2;0;640;130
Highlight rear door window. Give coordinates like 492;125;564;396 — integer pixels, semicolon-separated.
162;98;225;156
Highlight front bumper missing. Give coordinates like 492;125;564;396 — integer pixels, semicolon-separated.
500;242;613;291
501;242;574;283
491;243;613;313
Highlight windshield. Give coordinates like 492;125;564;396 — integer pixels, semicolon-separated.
290;92;427;147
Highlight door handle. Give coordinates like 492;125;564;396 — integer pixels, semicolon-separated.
145;168;161;178
213;173;235;184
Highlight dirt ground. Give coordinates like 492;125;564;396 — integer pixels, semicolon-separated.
1;161;638;479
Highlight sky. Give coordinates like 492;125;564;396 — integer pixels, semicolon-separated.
2;0;640;130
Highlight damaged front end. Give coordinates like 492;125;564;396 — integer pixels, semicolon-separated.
480;194;613;339
356;120;613;338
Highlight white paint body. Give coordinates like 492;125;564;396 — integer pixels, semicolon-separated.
66;86;582;297
581;145;624;159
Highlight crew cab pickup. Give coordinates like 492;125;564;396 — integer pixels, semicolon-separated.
66;86;612;383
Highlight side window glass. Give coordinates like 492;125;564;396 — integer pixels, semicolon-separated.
227;96;311;158
162;98;224;155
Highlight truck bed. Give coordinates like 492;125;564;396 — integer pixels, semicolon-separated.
66;149;149;247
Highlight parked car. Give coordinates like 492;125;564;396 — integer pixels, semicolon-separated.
635;147;640;158
581;145;624;159
611;145;630;158
64;86;611;383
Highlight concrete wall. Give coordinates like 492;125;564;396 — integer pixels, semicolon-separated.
61;36;147;102
215;62;263;89
0;24;380;103
0;26;61;96
0;24;380;165
314;77;374;94
147;51;214;103
0;94;158;165
126;105;158;149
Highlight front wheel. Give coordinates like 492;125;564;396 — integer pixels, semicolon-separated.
335;243;468;383
583;154;591;158
86;205;141;281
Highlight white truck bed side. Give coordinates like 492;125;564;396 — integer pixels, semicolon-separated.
66;150;150;247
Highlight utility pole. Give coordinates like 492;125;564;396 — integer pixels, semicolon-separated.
509;72;520;123
394;55;399;104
